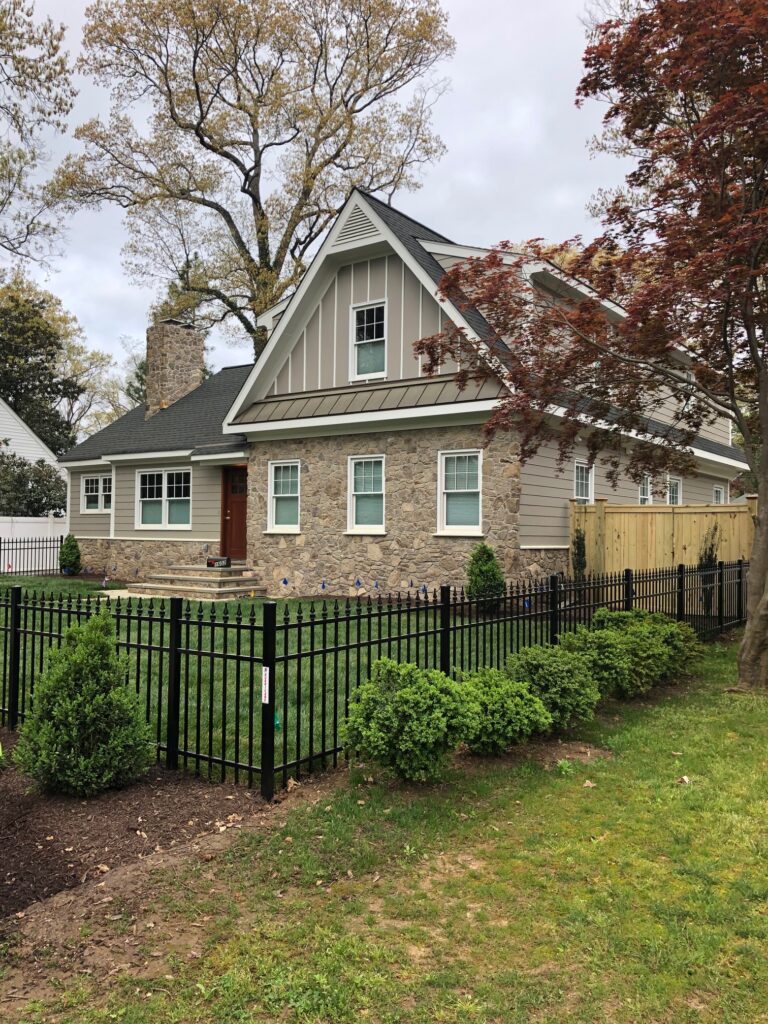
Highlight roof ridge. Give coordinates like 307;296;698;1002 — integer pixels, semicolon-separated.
353;189;454;244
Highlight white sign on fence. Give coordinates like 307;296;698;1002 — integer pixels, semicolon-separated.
261;666;270;705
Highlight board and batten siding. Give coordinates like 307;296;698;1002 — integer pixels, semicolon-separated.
268;254;455;396
519;441;732;547
68;469;111;539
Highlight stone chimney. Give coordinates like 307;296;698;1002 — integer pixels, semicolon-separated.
145;319;205;419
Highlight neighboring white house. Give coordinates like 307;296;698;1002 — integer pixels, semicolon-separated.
0;396;60;468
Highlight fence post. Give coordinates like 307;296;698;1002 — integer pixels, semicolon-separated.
7;586;21;729
737;558;745;624
717;560;725;634
165;597;183;770
623;568;634;612
439;584;452;675
548;574;560;645
676;563;686;622
260;601;277;802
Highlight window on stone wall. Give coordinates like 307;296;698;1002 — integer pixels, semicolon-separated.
269;461;300;532
348;456;385;532
438;450;482;534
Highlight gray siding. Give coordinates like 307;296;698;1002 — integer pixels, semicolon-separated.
68;469;111;539
110;462;223;541
519;440;732;547
268;253;455;395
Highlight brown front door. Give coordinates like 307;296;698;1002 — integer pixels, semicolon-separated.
221;466;248;561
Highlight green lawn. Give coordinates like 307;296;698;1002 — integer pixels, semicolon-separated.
14;635;768;1023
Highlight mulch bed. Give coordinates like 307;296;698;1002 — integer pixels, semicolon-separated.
0;727;264;920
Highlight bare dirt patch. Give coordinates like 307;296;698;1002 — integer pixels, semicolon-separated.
525;739;613;769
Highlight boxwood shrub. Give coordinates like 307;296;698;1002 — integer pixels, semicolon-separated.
342;658;473;782
506;645;600;730
14;609;154;796
461;669;552;755
559;626;635;697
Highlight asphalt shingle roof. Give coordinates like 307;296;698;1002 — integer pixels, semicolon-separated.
59;364;252;463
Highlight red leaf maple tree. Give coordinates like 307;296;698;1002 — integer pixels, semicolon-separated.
417;0;768;689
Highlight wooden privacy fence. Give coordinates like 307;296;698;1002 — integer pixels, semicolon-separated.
570;496;757;574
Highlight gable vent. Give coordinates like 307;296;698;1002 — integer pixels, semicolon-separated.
334;205;380;246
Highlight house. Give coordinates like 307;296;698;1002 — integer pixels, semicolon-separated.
0;396;61;471
58;191;748;595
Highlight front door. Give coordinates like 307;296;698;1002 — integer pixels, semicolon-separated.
221;466;248;561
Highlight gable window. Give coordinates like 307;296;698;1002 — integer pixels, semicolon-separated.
713;485;726;505
268;461;300;532
136;469;191;528
351;301;386;380
574;461;594;505
667;476;682;505
81;474;112;513
348;457;385;533
438;450;482;534
639;475;653;506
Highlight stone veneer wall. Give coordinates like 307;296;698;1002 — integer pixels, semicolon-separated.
77;539;220;581
248;425;533;598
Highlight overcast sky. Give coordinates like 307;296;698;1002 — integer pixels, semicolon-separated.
30;0;628;373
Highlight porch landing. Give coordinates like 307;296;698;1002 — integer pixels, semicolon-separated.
125;564;266;602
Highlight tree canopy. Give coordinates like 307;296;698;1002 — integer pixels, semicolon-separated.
417;0;768;689
54;0;454;356
0;443;66;517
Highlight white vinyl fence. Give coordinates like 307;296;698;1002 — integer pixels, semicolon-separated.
0;517;64;575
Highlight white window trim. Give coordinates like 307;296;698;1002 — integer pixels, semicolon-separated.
134;467;192;530
80;474;112;514
713;484;728;505
639;475;653;506
573;460;594;505
346;455;386;535
667;475;683;505
266;459;301;534
349;298;387;383
435;448;483;537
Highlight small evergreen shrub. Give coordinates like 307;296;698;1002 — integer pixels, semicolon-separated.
571;527;587;581
591;608;701;692
342;658;472;782
506;645;600;730
465;542;505;603
14;609;154;796
461;669;552;755
559;626;634;697
59;533;82;575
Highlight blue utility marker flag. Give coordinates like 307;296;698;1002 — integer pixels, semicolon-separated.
355;578;362;589
321;579;327;590
374;580;379;589
409;579;414;589
281;577;289;586
420;583;427;594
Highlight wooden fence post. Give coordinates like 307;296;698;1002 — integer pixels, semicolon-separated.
165;597;183;770
260;602;277;802
7;585;21;729
593;499;607;576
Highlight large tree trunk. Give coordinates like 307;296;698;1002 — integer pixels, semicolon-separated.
737;485;768;689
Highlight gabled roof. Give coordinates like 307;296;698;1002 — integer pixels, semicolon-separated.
59;365;252;463
0;395;60;467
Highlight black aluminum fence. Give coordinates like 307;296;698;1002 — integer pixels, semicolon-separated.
0;559;750;799
0;535;63;576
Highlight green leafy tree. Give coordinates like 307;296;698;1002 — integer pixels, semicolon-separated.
14;609;154;796
0;442;65;516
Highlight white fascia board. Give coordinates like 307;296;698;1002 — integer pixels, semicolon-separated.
222;194;491;431
237;399;499;438
60;458;109;469
256;294;292;330
102;450;193;462
190;450;247;463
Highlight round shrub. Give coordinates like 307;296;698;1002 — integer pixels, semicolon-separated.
342;658;471;782
465;542;505;603
591;608;702;694
461;669;551;755
14;609;154;796
559;626;634;697
505;645;600;730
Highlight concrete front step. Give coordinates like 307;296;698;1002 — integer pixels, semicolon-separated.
166;564;251;577
127;582;267;602
146;573;260;588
